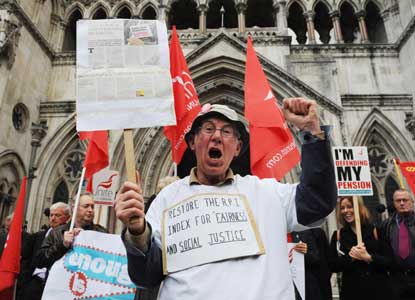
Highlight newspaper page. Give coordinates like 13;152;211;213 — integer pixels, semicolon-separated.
76;19;176;131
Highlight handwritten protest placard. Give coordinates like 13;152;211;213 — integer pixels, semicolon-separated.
161;193;265;274
333;146;373;196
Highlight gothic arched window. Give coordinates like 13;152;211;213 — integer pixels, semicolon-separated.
287;2;307;44
365;1;387;43
141;6;157;20
63;9;82;51
117;6;132;19
92;7;107;19
314;1;332;43
339;2;358;43
246;0;274;28
53;180;69;203
169;0;199;29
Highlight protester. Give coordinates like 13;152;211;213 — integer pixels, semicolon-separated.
292;228;332;300
115;99;337;300
329;196;394;300
378;189;415;300
0;213;14;256
22;202;71;300
35;193;106;270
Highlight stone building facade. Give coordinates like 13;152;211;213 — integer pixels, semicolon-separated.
0;0;414;236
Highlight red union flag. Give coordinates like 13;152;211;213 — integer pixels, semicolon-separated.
0;177;27;300
79;131;109;192
164;26;201;164
397;160;415;194
244;37;300;180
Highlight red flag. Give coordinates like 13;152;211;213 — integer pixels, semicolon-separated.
397;160;415;194
244;37;300;180
164;26;201;164
79;131;109;192
0;176;27;299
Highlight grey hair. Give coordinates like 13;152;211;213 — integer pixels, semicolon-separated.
6;213;14;221
50;202;71;216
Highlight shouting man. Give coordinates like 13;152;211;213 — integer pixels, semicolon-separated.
115;98;336;299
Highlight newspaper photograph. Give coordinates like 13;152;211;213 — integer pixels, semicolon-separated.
76;19;175;131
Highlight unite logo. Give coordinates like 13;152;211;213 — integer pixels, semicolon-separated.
98;173;118;189
172;71;199;112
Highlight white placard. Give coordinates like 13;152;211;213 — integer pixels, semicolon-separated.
92;167;120;205
162;193;265;274
42;231;136;300
288;243;305;300
76;19;176;131
332;146;373;196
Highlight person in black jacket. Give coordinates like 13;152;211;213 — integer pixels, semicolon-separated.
292;228;332;300
22;202;71;300
329;196;394;300
34;193;107;270
378;189;415;300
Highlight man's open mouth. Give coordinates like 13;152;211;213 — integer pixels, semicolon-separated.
209;148;222;159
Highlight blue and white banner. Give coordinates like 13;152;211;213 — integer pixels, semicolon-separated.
42;231;136;300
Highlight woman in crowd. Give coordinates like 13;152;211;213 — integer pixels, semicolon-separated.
329;196;394;300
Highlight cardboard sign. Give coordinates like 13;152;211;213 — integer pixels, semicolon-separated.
92;167;120;205
42;231;136;300
333;146;373;196
161;193;265;274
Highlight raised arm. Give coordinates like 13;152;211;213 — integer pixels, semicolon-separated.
282;98;336;226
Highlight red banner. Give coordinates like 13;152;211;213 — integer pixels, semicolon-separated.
244;37;300;180
398;161;415;194
79;131;109;192
164;26;201;164
0;177;27;299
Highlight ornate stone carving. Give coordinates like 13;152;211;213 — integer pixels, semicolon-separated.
405;112;415;140
368;145;394;178
31;121;48;147
59;149;85;182
0;8;21;68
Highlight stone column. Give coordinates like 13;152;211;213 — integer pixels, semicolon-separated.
49;13;62;50
356;10;369;42
236;3;247;33
304;11;316;44
275;0;288;35
159;4;171;28
25;121;48;218
330;10;343;43
197;4;208;34
32;0;45;24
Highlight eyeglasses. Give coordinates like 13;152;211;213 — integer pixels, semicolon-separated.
198;121;239;138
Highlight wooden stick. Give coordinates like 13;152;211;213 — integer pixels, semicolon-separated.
70;167;86;231
393;159;405;189
123;129;140;225
353;196;363;244
97;205;103;225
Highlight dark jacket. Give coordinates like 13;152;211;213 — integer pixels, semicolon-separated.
34;223;107;269
293;228;332;300
329;223;393;300
378;212;415;271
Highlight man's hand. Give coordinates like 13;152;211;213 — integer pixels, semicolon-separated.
114;180;146;236
282;98;320;134
293;242;308;254
63;228;82;248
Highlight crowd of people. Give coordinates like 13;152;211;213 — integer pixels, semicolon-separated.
0;193;106;300
1;99;414;300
